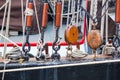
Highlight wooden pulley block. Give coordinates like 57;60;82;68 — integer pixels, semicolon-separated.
87;25;102;50
65;25;78;44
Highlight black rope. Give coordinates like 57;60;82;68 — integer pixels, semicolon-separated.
80;0;109;23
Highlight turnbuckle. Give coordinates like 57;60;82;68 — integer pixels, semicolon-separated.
51;28;61;60
22;27;31;61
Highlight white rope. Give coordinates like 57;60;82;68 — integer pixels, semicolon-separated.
60;0;63;37
0;34;20;48
0;1;8;41
52;0;56;43
105;0;108;44
70;0;75;25
21;0;28;43
0;0;10;11
101;0;106;40
2;1;11;80
72;49;88;58
1;60;10;80
21;0;25;44
66;0;71;27
93;0;97;20
24;8;34;16
76;0;80;26
2;63;6;80
0;59;120;73
33;0;41;34
88;0;94;31
3;0;11;59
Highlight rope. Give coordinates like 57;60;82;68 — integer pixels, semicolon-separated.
3;0;11;58
70;0;75;25
21;0;25;45
66;0;71;27
72;49;88;58
0;0;10;11
93;0;97;22
0;34;20;48
33;0;41;34
0;1;8;42
2;0;11;80
76;0;80;26
101;0;106;39
105;0;108;44
2;62;7;80
22;0;29;44
88;0;94;31
0;59;120;73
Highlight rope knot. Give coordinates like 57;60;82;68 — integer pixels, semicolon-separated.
25;8;34;16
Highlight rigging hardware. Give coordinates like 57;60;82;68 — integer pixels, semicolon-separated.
112;0;120;58
22;0;33;61
87;24;102;60
36;0;48;61
65;25;78;44
84;1;102;60
112;24;120;58
51;0;62;60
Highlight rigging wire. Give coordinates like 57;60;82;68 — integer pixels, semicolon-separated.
3;0;11;59
93;0;97;22
88;0;94;31
21;0;25;45
2;62;6;80
70;0;75;25
101;0;106;40
76;0;80;27
88;0;109;31
0;34;20;48
2;0;11;80
0;0;10;11
66;0;71;27
0;1;8;42
33;0;41;34
105;0;109;44
22;0;29;45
